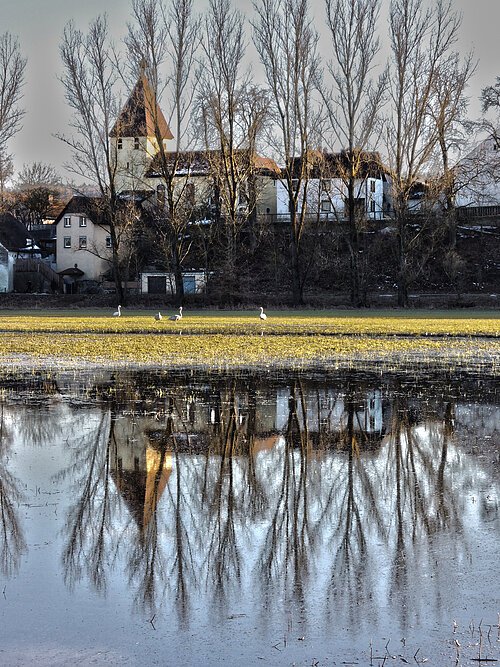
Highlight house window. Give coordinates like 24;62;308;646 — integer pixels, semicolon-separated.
370;200;376;213
370;180;376;192
64;237;71;248
79;216;86;227
64;217;71;227
79;236;87;249
134;137;140;150
321;200;332;212
106;236;112;248
321;179;332;193
117;137;123;149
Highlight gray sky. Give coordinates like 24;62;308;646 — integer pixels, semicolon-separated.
3;0;498;182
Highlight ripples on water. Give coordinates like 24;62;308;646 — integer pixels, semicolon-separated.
0;368;498;666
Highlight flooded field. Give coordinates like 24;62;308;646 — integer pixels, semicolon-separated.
0;367;498;666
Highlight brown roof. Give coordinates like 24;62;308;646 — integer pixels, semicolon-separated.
287;150;388;180
145;149;280;178
110;73;173;140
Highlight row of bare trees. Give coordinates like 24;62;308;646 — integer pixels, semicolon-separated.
2;0;495;306
0;32;26;204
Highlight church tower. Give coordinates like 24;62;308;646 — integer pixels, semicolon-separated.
110;68;173;192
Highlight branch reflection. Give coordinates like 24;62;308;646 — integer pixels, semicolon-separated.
0;400;26;576
47;369;498;629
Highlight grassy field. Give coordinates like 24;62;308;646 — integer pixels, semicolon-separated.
0;308;498;371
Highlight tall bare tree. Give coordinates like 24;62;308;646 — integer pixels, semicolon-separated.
59;17;131;304
322;0;387;306
126;0;201;303
427;51;475;248
0;33;26;153
197;0;269;303
386;0;464;306
253;0;322;305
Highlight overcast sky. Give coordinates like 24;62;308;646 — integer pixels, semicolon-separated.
3;0;498;182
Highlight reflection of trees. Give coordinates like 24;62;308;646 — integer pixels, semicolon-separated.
258;381;316;609
324;389;383;626
126;442;170;614
384;392;464;629
16;404;65;449
0;401;26;575
47;370;497;633
60;410;119;593
203;383;247;605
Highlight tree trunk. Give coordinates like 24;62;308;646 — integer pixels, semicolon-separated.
395;213;408;307
290;229;303;306
173;242;184;305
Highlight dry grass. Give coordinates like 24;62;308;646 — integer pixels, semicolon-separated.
0;309;498;372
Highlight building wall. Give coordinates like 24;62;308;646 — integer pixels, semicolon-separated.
111;135;175;192
56;212;112;281
254;176;278;215
276;176;385;220
455;136;500;207
140;271;207;294
0;244;14;292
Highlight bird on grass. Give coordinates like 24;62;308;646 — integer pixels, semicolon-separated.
113;305;122;317
154;312;162;321
169;306;183;321
259;307;267;321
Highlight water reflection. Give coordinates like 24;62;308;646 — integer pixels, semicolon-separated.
0;400;26;575
0;369;498;649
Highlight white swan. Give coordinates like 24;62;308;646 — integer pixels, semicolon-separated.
154;312;162;321
259;307;267;321
169;306;183;321
113;305;122;317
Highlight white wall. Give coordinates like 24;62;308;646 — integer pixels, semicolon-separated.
56;212;112;281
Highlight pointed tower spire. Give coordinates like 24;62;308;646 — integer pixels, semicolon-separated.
110;70;173;141
110;67;173;191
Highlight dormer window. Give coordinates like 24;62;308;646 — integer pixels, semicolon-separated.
134;137;140;150
117;137;123;149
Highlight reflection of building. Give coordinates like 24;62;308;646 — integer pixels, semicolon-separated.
111;381;389;453
110;417;172;530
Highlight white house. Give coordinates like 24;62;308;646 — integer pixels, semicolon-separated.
275;151;389;221
455;134;500;207
0;242;15;292
54;196;114;288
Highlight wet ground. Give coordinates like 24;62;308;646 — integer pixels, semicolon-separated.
0;367;498;666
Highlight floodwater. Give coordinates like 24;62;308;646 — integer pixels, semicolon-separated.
0;367;498;667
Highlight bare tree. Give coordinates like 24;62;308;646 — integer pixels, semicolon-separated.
12;162;62;229
126;0;201;303
16;161;61;188
426;50;475;247
253;0;322;305
0;33;26;152
386;0;464;306
0;150;13;209
197;0;268;303
322;0;387;306
59;17;129;304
